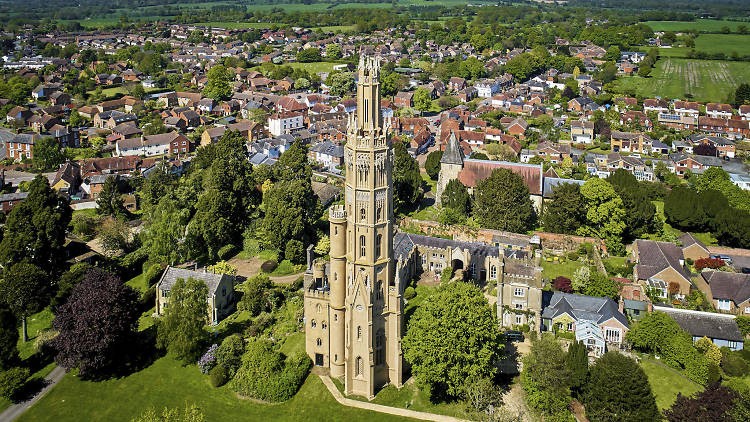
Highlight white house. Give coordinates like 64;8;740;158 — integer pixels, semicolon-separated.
730;173;750;191
475;79;502;98
268;111;304;136
115;132;187;157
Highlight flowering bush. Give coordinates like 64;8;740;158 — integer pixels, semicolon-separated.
198;344;218;374
695;257;725;272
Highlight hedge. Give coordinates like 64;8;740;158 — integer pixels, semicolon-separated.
230;340;312;402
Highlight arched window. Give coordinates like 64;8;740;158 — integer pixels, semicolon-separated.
375;281;382;300
376;206;382;221
375;234;382;259
311;319;317;328
334;354;338;362
322;321;327;330
490;265;497;279
334;314;338;322
357;326;362;340
360;207;366;222
375;329;385;365
359;235;366;258
355;356;363;377
316;338;322;347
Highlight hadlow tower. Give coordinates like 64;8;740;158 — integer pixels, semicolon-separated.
304;56;403;399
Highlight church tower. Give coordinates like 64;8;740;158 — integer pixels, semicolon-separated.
327;56;403;399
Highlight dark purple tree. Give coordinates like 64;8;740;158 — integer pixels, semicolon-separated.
663;382;737;422
51;268;140;378
693;144;717;157
553;276;573;293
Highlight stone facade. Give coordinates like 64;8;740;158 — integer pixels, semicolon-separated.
304;57;403;399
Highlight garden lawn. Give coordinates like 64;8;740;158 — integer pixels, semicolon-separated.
17;355;412;422
540;259;585;280
286;61;339;74
612;58;750;103
126;273;149;293
18;308;54;360
640;358;702;410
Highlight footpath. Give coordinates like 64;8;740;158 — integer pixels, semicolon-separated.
318;375;468;422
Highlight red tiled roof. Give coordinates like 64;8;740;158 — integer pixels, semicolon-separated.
457;160;543;195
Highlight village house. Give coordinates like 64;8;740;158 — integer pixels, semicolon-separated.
633;239;692;297
610;131;652;154
6;133;40;161
656;306;744;351
155;266;235;325
268;111;304;136
569;120;594;144
115;132;190;157
677;233;710;262
694;271;750;315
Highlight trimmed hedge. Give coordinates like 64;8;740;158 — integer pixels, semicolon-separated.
210;364;229;387
0;367;29;400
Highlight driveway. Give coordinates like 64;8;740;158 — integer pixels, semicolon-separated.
0;366;66;422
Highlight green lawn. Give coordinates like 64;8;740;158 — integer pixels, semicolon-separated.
126;273;149;293
18;308;54;360
193;21;272;29
540;259;586;280
612;58;750;103
640;358;702;410
18;356;412;422
694;34;750;56
642;19;748;33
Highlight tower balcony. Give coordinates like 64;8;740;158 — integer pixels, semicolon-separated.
329;205;346;220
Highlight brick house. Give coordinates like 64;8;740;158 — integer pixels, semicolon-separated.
633;239;691;297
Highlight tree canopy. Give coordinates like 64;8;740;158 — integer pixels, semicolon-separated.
542;182;586;234
472;168;535;232
156;277;209;363
393;140;423;213
51;268;140;378
402;281;502;399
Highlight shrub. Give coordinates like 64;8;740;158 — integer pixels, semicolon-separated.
736;315;750;337
120;248;148;274
243;235;261;257
404;286;416;300
144;262;166;286
260;260;278;273
218;244;237;260
284;239;305;264
246;312;275;337
210;364;229;387
216;334;244;378
71;213;98;240
230;340;312;402
695;257;725;272
0;367;29;401
198;344;218;374
721;348;749;377
273;260;295;275
553;276;572;293
238;274;273;316
567;252;580;261
440;267;453;283
685;257;694;266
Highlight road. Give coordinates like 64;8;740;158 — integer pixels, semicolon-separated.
0;366;65;422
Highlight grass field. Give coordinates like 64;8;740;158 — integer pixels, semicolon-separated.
657;34;750;58
640;358;702;410
17;356;411;422
613;58;750;103
540;259;586;280
643;19;749;33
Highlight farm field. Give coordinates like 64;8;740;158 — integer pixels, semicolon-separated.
612;58;750;103
643;19;749;33
694;34;750;56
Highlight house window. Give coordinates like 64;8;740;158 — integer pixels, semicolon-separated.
490;265;497;279
514;288;525;297
316;338;322;347
745;307;750;314
376;234;382;259
311;320;317;328
566;323;573;331
359;236;366;258
516;315;523;324
718;299;731;311
729;341;738;349
515;303;523;310
605;327;622;343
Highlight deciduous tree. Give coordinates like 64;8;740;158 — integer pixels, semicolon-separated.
0;262;49;342
202;64;232;101
0;305;18;370
156;277;209;363
402;282;502;399
51;268;140;377
32;137;65;171
577;178;626;254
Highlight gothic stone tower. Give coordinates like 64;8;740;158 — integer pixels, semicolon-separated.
325;56;403;399
435;131;464;207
